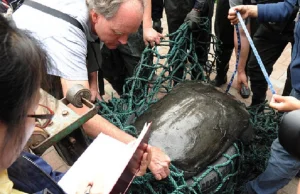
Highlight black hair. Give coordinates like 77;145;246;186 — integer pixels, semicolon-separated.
0;14;49;154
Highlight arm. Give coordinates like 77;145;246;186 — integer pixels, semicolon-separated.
61;78;171;180
269;94;300;111
88;71;100;102
143;0;152;31
142;0;163;46
228;0;297;25
234;23;251;89
48;32;170;179
230;0;250;89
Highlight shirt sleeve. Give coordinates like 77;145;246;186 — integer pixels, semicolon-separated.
258;0;297;22
43;32;88;81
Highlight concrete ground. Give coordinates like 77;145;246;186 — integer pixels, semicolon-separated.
41;4;298;194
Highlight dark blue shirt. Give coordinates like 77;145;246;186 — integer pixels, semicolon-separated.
258;0;300;92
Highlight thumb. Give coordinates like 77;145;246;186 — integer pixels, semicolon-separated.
232;5;244;12
272;94;285;103
158;33;164;38
144;39;149;46
136;152;149;176
229;7;238;15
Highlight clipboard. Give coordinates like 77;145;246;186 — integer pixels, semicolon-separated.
58;122;152;194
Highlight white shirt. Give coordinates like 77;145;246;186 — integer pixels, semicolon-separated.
13;0;97;80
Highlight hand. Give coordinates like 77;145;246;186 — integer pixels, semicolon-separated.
90;88;101;103
228;5;258;25
184;9;201;30
269;94;300;112
136;145;152;176
143;27;164;47
148;146;171;180
127;141;152;176
237;71;249;91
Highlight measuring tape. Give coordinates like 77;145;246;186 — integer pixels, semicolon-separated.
226;11;276;95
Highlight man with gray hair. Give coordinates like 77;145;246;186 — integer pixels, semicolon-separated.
12;0;171;181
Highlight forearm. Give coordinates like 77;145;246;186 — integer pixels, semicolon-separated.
83;113;136;143
143;0;152;29
61;78;135;144
88;71;98;91
234;24;250;73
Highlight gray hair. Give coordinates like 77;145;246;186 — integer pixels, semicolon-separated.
86;0;144;19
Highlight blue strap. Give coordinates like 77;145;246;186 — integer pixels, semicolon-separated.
226;11;276;95
226;25;241;93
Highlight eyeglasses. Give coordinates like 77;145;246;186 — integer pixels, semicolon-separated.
27;104;54;129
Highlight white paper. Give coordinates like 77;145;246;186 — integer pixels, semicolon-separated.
58;122;151;194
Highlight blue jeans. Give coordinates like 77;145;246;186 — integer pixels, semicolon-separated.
246;89;300;194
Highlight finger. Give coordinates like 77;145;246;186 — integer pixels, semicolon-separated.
231;18;239;25
154;173;162;180
269;101;283;111
144;39;149;46
228;17;238;25
154;37;161;44
232;5;244;12
270;96;276;104
272;94;285;103
158;171;168;179
165;167;171;177
158;32;164;38
242;81;249;88
136;153;148;176
97;92;101;98
228;8;237;16
165;155;171;165
138;142;148;151
91;94;96;103
236;80;242;90
159;164;170;179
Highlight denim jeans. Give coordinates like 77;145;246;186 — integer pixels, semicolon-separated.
246;89;300;194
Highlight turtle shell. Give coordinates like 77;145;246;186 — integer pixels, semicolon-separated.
134;81;251;178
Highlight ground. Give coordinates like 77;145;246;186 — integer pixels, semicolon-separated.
41;4;298;193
